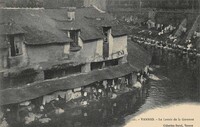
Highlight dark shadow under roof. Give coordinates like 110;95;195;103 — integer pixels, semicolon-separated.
0;63;137;105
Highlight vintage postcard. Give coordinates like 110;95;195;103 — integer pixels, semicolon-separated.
0;0;200;127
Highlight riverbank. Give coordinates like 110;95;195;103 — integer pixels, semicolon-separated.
122;62;200;127
1;75;150;127
0;56;152;127
2;53;199;127
132;35;199;62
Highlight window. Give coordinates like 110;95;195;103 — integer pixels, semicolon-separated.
8;35;22;57
69;30;81;52
102;27;110;42
105;59;119;67
91;62;103;70
69;30;79;45
102;27;111;58
64;65;82;76
44;69;64;80
44;65;82;80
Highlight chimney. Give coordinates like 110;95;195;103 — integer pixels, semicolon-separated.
67;7;76;21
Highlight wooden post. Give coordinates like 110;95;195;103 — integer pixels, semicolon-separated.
81;63;91;73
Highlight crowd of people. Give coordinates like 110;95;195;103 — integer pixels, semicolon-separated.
2;70;150;126
131;22;199;63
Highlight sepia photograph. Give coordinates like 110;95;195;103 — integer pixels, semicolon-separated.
0;0;200;127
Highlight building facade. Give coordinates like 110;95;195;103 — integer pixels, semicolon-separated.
0;7;143;106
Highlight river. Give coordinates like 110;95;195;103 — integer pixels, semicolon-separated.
2;44;200;127
34;46;199;127
79;46;200;127
121;46;200;127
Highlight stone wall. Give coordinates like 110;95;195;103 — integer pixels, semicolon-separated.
26;44;69;64
7;36;28;68
81;39;104;62
112;35;128;58
0;48;8;70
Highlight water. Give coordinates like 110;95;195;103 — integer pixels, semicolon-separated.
28;50;199;127
134;64;199;114
120;49;200;126
3;46;200;127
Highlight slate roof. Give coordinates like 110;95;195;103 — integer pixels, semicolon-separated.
45;7;127;41
0;40;152;106
0;7;127;47
0;23;26;35
127;40;152;69
112;25;128;37
0;8;72;46
0;63;136;105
